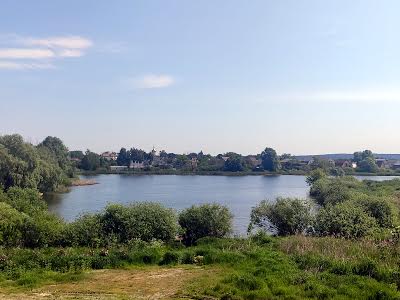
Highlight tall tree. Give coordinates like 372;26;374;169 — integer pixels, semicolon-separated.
80;150;100;171
261;147;280;171
117;148;129;166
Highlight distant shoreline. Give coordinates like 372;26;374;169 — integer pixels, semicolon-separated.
77;170;400;177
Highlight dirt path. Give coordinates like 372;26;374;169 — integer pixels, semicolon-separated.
0;267;207;300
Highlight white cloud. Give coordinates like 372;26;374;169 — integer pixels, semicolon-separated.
0;61;54;70
130;74;176;89
0;34;93;71
24;36;93;49
0;48;55;59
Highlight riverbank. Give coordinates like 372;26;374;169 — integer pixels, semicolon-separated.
70;179;99;186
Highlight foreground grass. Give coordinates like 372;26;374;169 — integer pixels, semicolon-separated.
1;235;400;299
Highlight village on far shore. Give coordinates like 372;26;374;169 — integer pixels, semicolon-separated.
68;147;400;175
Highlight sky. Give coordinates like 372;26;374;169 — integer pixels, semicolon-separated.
1;0;400;155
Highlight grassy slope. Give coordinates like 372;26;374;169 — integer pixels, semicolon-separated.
1;236;399;299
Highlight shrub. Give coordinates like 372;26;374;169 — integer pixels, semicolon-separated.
306;169;326;186
100;202;178;243
310;177;360;206
159;251;180;265
21;211;64;247
354;196;396;228
179;204;233;245
314;202;377;238
0;202;25;247
63;214;103;247
248;198;312;236
5;187;46;214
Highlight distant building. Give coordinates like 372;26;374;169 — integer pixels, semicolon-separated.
190;157;198;169
129;160;144;169
247;156;262;168
110;166;128;171
101;151;118;161
392;162;400;170
335;160;356;169
375;159;388;168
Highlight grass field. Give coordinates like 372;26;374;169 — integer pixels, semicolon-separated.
1;235;399;299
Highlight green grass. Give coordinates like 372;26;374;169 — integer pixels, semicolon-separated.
1;235;400;299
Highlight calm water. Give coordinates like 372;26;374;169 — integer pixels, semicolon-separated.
45;174;399;234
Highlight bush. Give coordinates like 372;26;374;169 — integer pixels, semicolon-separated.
21;211;64;247
179;204;233;245
248;198;312;236
354;196;396;228
100;202;178;243
63;214;103;247
0;202;25;247
5;187;46;214
306;169;326;186
314;202;377;238
159;251;180;265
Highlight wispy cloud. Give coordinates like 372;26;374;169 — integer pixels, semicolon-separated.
0;34;93;70
259;88;400;103
0;61;54;70
24;36;93;49
129;74;176;89
0;48;55;59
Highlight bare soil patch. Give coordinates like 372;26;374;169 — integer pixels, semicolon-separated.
0;267;206;300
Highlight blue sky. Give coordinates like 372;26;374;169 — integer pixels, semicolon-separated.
1;0;400;155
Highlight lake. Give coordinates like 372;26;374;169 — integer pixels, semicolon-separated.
45;174;399;234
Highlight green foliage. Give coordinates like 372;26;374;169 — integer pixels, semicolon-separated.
248;198;312;236
21;211;64;248
4;187;46;213
100;202;178;243
309;176;359;206
260;147;280;171
116;147;129;166
0;134;72;192
223;156;244;172
63;214;103;247
179;204;233;245
353;150;374;163
0;202;25;247
314;202;377;238
80;150;101;171
358;157;378;173
305;168;326;186
352;196;396;228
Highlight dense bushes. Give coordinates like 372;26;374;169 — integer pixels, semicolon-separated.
248;198;312;236
179;204;233;245
309;176;400;238
64;202;178;246
251;176;400;239
0;187;232;248
0;134;73;192
314;202;377;238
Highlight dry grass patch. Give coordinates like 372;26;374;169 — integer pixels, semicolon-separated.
0;266;209;300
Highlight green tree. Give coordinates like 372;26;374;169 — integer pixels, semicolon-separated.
261;147;280;171
306;168;326;186
248;198;312;236
80;150;101;171
353;150;374;163
179;204;233;245
224;156;244;172
314;202;377;238
357;157;378;173
117;148;129;166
